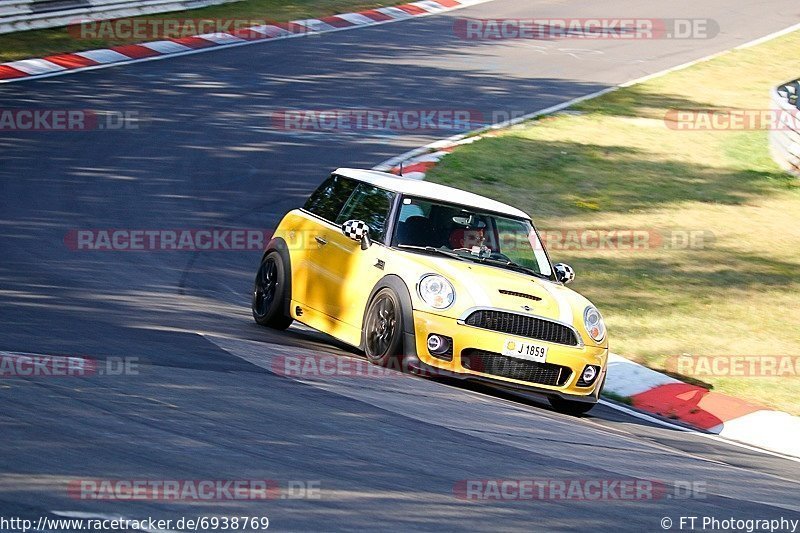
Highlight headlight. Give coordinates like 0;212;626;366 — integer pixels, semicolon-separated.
583;306;606;342
418;274;455;309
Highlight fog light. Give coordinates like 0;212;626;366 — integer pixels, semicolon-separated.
427;334;445;353
426;334;453;361
577;365;600;387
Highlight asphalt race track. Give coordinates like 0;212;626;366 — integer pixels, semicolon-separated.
1;0;800;530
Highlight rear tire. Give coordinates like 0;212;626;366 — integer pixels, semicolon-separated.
548;396;595;416
363;288;404;368
252;251;293;330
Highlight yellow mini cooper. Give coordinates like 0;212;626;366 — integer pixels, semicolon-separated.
252;168;608;415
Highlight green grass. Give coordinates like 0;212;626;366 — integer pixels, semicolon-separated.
427;31;800;415
0;0;401;62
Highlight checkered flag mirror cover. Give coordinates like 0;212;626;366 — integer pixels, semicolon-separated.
554;263;575;284
342;220;369;242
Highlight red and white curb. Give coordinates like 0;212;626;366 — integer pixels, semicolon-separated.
0;0;491;84
605;354;800;458
377;133;484;178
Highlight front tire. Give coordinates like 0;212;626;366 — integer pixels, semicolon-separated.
252;251;293;330
548;396;596;416
363;288;404;368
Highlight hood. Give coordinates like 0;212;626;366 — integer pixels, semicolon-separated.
399;252;590;320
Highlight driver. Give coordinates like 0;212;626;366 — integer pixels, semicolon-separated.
449;224;487;251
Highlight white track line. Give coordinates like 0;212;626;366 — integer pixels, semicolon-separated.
598;400;800;463
451;378;800;465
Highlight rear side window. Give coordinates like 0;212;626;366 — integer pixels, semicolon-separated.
335;183;396;242
303;175;357;222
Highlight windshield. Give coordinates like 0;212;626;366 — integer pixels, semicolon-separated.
391;197;553;278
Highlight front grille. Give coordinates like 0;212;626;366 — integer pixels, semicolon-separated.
499;289;542;301
461;349;572;386
463;310;579;346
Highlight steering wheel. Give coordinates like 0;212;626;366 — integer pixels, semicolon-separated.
489;251;512;261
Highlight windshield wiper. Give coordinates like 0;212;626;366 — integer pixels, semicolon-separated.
395;245;470;262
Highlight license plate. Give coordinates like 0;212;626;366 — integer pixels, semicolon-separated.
501;339;548;363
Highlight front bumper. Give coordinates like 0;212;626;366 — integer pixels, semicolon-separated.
411;308;608;402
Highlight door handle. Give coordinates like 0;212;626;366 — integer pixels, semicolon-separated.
314;236;328;246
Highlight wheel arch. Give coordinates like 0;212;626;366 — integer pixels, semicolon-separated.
361;274;417;358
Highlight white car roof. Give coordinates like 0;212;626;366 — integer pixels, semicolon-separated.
334;168;530;220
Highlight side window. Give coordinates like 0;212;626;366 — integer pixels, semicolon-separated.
335;183;396;241
303;175;357;222
398;199;428;222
